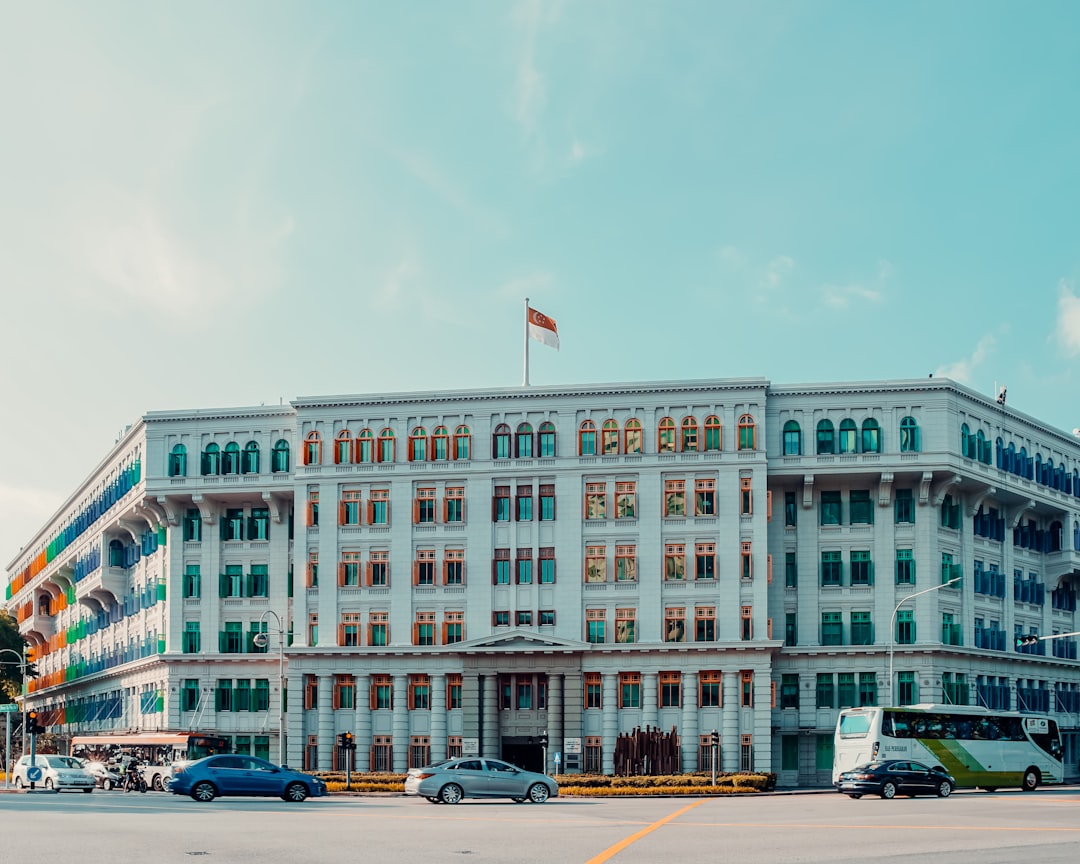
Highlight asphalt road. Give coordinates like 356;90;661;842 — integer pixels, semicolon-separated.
1;786;1078;864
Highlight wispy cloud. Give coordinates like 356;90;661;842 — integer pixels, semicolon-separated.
0;482;63;556
1054;279;1080;356
821;259;891;309
934;334;997;385
763;255;794;290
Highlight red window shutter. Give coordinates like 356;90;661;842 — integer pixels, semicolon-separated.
442;499;448;522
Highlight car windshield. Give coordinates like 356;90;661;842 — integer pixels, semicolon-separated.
47;756;83;769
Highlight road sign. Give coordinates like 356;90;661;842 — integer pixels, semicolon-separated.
0;704;18;713
26;765;42;782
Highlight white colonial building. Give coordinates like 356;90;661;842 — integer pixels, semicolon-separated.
6;377;1080;786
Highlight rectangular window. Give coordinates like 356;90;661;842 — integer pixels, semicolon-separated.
368;611;388;647
849;490;873;524
369;489;389;525
182;621;201;654
784;491;797;527
695;478;717;516
223;508;244;541
619;672;641;708
371;675;392;710
493;548;511;585
516;485;534;521
493;610;510;627
897;671;918;705
740;542;753;581
664;480;686;517
442;611;464;645
334;675;356;710
816;673;834;708
942;612;962;646
341;551;363;587
585;609;606;644
739;476;752;515
183;508;202;542
444;487;464;523
585;672;602;709
585;545;606;583
444;549;465;585
409;736;431;769
695;606;715;642
838;672;856;708
183;565;201;599
780;674;799;709
615;481;637;519
215;679;235;712
539;609;555;626
413;549;435;586
539;547;556;583
585;482;607;519
665;543;686;581
664;607;686;642
820;491;841;525
741;671;753;707
447;674;462;709
220;564;243;598
894;488;914;524
307;551;318;588
247;564;268;597
409;674;430;710
370;736;392;772
781;735;798;771
340;490;362;526
584;737;603;773
821;551;842;586
850;550;873;586
615;608;636;644
699;670;721;707
740;605;753;641
784;552;797;588
516;549;533;585
413;611;436;646
895;549;915;585
493;486;511;522
695;543;716;580
339;611;361;647
308;613;318;646
897;609;915;644
414;487;436;524
859;672;877;707
784;612;797;646
220;621;242;653
248;508;270;540
821;611;843;645
180;679;200;711
539;484;556;521
660;671;681;707
851;610;873;645
368;551;389;587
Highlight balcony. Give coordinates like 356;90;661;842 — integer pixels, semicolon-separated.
1043;548;1080;582
74;565;128;606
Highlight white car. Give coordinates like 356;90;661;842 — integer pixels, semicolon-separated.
13;754;96;792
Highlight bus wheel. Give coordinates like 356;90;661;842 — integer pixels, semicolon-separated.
153;775;164;792
1021;768;1040;791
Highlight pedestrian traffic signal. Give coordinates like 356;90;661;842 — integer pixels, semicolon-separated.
710;729;719;747
1015;634;1041;649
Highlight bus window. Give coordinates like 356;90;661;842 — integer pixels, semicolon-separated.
839;713;871;737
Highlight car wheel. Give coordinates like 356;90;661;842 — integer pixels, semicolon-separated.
14;777;23;789
937;780;952;798
283;782;308;803
527;783;550;804
847;794;862;799
1022;769;1039;792
439;783;464;804
191;781;217;802
153;775;165;792
102;779;112;791
880;781;897;800
44;778;54;790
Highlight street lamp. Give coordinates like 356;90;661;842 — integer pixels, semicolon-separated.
0;647;28;788
253;610;286;766
888;576;962;706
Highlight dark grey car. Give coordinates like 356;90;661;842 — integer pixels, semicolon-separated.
405;758;558;804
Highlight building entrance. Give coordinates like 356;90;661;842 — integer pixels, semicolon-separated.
501;736;545;773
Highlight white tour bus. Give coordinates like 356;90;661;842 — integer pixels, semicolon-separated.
833;704;1063;791
70;732;230;790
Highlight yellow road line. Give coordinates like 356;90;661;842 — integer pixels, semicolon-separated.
671;821;1080;833
583;801;706;864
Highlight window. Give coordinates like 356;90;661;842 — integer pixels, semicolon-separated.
183;621;201;653
453;425;471;460
740;542;753;581
516;549;533;584
306;551;318;588
897;609;915;644
781;735;798;771
624;418;643;454
368;551;389;587
784;552;797;588
849;490;873;524
785;612;797;646
780;674;799;709
516;610;532;626
369;489;390;525
357;429;374;463
695;543;716;580
413;612;436;647
695;478;716;516
414;488;436;524
220;621;242;654
183;565;201;599
340;490;362;526
539;610;555;626
303;432;322;466
694;671;720;708
741;671;753;707
861;418;881;453
619;672;641;708
368;611;389;647
820;491;841;525
850;550;873;586
894;488;914;523
248;508;269;541
444;486;464;523
681;417;698;452
585;672;602;708
585;737;603;773
665;543;686;581
701;415;721;452
816;420;835;455
859;673;877;707
897;671;918;705
942;612;962;646
784;492;797;526
183;508;202;542
168;444;187;477
695;606;715;641
307;490;320;527
413;549;435;586
739;476;752;515
248;564;268;597
377;428;395;462
371;675;392;710
539;547;556;583
664;607;686;642
664;479;686;517
493;486;511;522
821;611;843;645
335;430;353;465
579;420;597;456
443;611;464;644
895;549;915;585
658;417;676;452
201;442;221;475
615;481;636;519
493;610;510;627
220;564;243;598
602;419;619;454
431;426;449;461
585;546;606;583
492;548;510;585
585;609;606;644
660;671;682;707
782;420;801;455
271;439;290;472
816;673;834;708
447;674;462;709
492;424;511;459
515;422;533;458
740;605;753;641
899;416;920;452
585;482;606;519
851;611;873;645
537;421;556;457
737;414;756;450
339;612;361;647
180;679;200;711
443;549;464;585
838;419;857;453
515;485;533;521
615;545;636;582
615;608;636;644
539;484;556;520
308;613;318;645
838;673;856;708
222;508;244;541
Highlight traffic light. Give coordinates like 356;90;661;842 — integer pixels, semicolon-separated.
1015;634;1041;649
710;729;719;747
338;732;356;750
538;733;548;749
26;710;45;734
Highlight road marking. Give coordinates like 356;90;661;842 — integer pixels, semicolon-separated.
670;821;1080;833
582;800;706;864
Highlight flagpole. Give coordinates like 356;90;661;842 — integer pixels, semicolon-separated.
523;297;530;387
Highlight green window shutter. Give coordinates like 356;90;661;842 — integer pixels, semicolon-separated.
244;573;253;597
219;573;228;598
218;631;227;653
157;524;167;545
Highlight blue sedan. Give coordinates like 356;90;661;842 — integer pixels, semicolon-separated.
169;755;328;802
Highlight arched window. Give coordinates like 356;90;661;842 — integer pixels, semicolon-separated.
271;439;290;473
303;432;322;466
782;420;801;456
1018;447;1028;479
579;420;597;456
243;441;260;474
357;429;374;463
222;442;241;474
899;417;919;453
202;442;221;476
976;430;989;464
492;424;511;459
431;426;450;461
377;428;395;463
624;419;643;454
960;423;971;459
681;417;698;452
838;419;857;454
703;416;721;452
168;444;187;477
516;423;534;458
1007;442;1017;475
453;425;472;460
409;427;428;462
538;421;556;457
861;418;881;454
657;417;676;453
601;420;619;455
816;419;835;455
737;414;756;450
335;430;353;465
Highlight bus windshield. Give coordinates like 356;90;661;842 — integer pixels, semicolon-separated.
838;712;872;737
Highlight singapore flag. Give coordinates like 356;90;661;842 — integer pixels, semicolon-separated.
527;307;560;351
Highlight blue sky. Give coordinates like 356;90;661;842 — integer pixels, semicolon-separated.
3;0;1080;565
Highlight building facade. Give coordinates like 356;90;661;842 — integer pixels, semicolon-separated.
6;378;1080;786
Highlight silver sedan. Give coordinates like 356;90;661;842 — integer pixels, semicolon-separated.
405;758;558;804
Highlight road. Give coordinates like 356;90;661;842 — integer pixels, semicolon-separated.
1;787;1077;864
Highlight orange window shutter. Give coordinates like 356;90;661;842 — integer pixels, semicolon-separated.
413;499;420;523
442;498;449;522
365;561;373;587
338;502;346;525
366;500;374;524
767;490;773;521
412;561;419;585
337;623;345;646
337;563;346;587
767;554;773;584
441;622;449;643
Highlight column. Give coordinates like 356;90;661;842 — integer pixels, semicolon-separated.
721;671;739;772
430;672;447;762
286;671;304;768
642;672;659;730
548;673;563;774
355;673;371;771
481;674;499;758
680;671;699;772
753;669;772;772
392;673;409;772
601;672;618;775
317;674;334;771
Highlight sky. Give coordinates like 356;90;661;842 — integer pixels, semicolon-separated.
2;0;1080;566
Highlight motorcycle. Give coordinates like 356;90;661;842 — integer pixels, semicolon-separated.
123;765;148;793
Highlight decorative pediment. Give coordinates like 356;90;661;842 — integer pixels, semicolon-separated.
455;628;588;652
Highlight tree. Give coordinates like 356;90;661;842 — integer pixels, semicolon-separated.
0;611;31;702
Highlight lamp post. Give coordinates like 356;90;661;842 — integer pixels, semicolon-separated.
253;611;286;766
0;647;28;789
888;576;962;707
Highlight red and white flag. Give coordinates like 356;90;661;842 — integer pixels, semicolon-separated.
528;307;559;351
